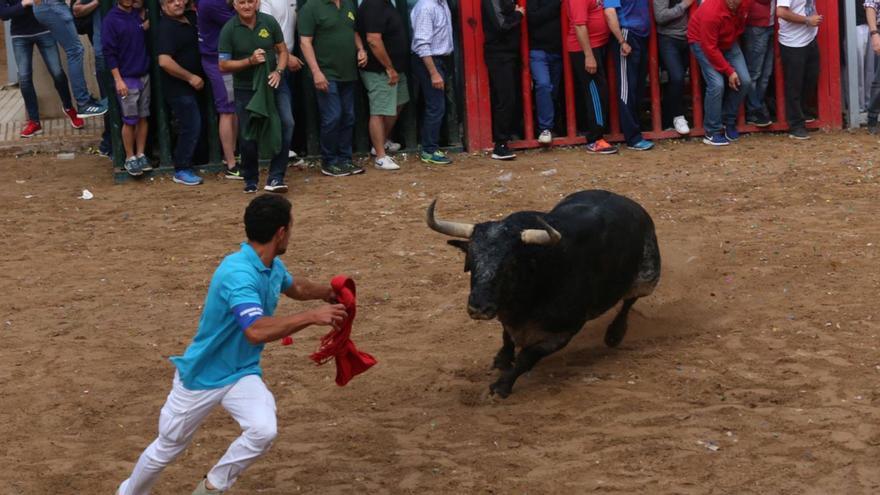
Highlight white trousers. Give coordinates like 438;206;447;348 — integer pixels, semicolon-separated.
118;372;277;495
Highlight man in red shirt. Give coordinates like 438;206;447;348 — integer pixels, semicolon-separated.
687;0;753;146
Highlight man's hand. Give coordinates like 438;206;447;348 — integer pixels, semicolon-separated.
310;304;348;329
287;55;304;72
386;67;399;85
21;0;34;7
357;49;368;67
728;72;741;90
514;4;525;14
620;41;632;56
268;70;281;88
188;74;204;90
115;78;129;97
585;53;597;74
872;33;880;54
312;70;329;92
250;48;266;65
430;71;444;90
805;14;823;26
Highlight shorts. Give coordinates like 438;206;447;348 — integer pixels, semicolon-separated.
360;70;409;116
201;54;235;114
118;74;150;126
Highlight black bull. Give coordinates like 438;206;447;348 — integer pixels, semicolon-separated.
427;190;661;398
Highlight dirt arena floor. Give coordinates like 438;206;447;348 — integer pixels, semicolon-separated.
2;131;880;494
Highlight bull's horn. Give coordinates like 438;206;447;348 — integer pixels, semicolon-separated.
521;217;562;245
426;200;474;239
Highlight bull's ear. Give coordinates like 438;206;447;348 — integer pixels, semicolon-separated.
447;240;470;253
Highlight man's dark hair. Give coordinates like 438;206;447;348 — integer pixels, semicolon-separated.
244;195;292;243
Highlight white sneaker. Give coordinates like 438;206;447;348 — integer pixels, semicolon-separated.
288;150;305;167
374;155;400;170
673;116;690;135
538;129;552;144
370;140;402;156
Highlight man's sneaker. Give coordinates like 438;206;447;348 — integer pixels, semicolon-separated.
420;150;452;165
370;139;402;156
586;139;619;154
137;154;153;172
702;132;730;146
224;165;243;180
192;478;224;495
538;129;552;144
788;127;810;140
20;120;43;138
746;115;772;127
491;143;516;160
77;99;107;118
627;139;655;151
375;155;400;170
672;116;690;135
868;121;880;134
264;179;289;193
173;169;203;186
63;107;85;129
243;182;258;193
723;126;740;142
124;156;143;176
288;150;305;167
321;163;352;177
805;115;817;123
346;162;365;175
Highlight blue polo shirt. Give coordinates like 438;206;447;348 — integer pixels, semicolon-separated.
170;243;294;390
604;0;651;38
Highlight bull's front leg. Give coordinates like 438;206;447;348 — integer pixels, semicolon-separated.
492;327;515;370
490;332;574;398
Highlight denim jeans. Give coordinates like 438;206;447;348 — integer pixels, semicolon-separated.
12;33;73;122
412;54;448;154
276;70;294;157
168;94;201;170
32;0;91;107
314;80;355;166
741;26;775;121
529;49;562;132
234;88;288;185
691;42;752;134
658;34;689;124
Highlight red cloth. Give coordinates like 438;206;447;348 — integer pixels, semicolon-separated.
687;0;752;76
565;0;609;52
310;276;377;386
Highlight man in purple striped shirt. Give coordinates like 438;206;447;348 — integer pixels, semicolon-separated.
410;0;454;165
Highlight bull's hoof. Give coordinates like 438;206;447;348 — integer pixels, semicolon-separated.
489;381;512;398
604;333;624;348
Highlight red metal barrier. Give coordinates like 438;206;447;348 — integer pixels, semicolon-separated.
459;0;842;151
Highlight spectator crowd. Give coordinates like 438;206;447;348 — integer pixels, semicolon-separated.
0;0;871;190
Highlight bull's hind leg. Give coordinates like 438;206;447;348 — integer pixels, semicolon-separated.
490;332;574;398
492;327;515;370
604;297;637;348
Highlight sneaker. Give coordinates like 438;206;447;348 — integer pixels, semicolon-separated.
702;132;730;146
420;150;452;165
868;121;880;134
124;156;143;176
243;182;258;193
346;162;365;175
76;99;107;118
224;165;243;180
264;178;289;193
63;107;85;129
491;143;516;160
192;478;224;495
321;163;352;177
288;150;305;167
788;127;810;140
538;129;552;144
20;120;43;138
804;115;817;123
370;140;402;156
746;115;772;127
375;155;400;170
173;169;203;186
586;139;619;154
627;139;655;151
137;154;153;172
672;116;690;135
723;126;740;142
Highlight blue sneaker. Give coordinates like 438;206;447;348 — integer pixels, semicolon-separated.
124;156;143;176
724;126;740;141
627;139;655;151
173;169;203;186
77;99;108;119
243;182;258;193
702;132;730;146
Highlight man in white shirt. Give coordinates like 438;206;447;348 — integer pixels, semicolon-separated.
776;0;821;140
260;0;304;159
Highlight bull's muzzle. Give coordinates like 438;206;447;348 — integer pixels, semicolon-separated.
467;304;497;320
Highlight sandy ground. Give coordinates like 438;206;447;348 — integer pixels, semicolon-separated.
1;131;880;494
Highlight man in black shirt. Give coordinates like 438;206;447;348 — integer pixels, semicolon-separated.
357;0;409;171
157;0;205;186
482;0;524;159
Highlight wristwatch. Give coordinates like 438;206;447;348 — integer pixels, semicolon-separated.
275;69;284;75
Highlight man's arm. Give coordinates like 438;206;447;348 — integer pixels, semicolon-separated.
158;54;205;90
484;0;524;31
776;5;823;26
603;8;631;55
299;35;329;91
284;277;335;301
0;0;29;21
267;41;288;88
366;32;398;84
573;24;597;73
868;3;880;54
653;0;692;25
73;0;99;17
242;305;347;344
218;51;264;73
355;32;368;67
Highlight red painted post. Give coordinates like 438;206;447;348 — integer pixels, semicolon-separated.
647;4;663;132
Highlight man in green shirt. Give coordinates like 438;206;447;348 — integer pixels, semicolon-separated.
299;0;368;177
218;0;290;193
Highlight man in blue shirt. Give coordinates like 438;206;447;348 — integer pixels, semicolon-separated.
117;195;347;495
